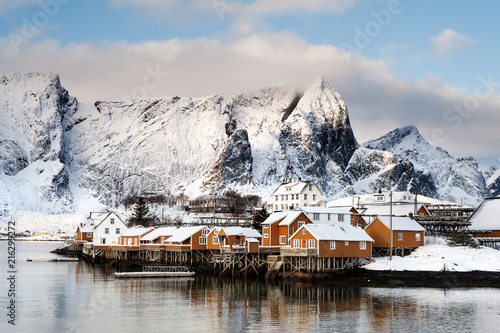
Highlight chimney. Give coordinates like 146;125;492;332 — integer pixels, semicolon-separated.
288;178;292;183
298;177;302;182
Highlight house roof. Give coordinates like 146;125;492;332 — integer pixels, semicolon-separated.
93;211;127;230
295;206;352;215
121;226;154;237
246;237;259;243
371;216;425;231
141;227;178;241
262;211;289;225
278;211;304;226
468;197;500;231
294;224;374;242
220;226;262;238
78;225;93;233
166;226;206;243
361;204;428;219
272;180;323;196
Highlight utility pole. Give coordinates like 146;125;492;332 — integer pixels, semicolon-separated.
390;191;393;261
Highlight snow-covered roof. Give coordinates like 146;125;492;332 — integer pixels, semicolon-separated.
78;225;93;233
166;226;206;243
468;197;500;231
295;206;352;215
327;194;371;208
372;216;425;231
262;211;289;225
94;211;127;229
278;211;304;226
295;224;374;242
141;227;178;241
221;226;262;238
361;204;427;218
121;226;154;237
246;237;259;243
272;180;323;196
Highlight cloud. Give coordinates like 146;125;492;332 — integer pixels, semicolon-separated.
0;33;498;158
430;28;477;57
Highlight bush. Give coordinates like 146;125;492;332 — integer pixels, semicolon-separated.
446;231;479;248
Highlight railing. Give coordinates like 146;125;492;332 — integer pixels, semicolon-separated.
143;266;190;272
280;247;317;257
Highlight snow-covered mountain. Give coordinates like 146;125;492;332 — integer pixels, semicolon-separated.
362;126;487;204
0;73;491;223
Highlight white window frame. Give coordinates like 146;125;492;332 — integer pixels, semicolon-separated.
308;239;315;248
105;228;109;234
293;239;300;248
330;241;335;250
359;241;366;250
398;232;403;241
199;236;207;245
304;194;308;200
298;221;305;228
313;213;320;221
110;218;115;225
213;236;219;244
302;229;306;234
264;234;269;238
338;214;344;222
116;228;120;234
202;229;207;235
415;233;421;242
327;213;331;221
345;241;349;246
279;236;286;244
86;232;92;238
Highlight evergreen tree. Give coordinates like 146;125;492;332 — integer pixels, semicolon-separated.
129;197;152;227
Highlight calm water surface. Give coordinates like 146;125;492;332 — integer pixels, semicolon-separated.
2;241;500;332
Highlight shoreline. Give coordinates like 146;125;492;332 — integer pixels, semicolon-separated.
302;269;500;288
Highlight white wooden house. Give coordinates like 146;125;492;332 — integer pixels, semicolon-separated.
93;211;128;246
270;179;324;212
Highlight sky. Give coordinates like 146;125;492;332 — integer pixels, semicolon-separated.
0;0;499;162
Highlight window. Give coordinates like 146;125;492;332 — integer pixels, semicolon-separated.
275;205;278;210
309;239;315;248
360;241;366;250
281;204;284;210
415;233;421;242
345;241;349;246
285;195;288;201
338;214;344;222
105;228;109;234
280;236;286;244
313;213;320;221
116;228;120;234
330;241;335;250
309;185;312;191
213;236;219;244
304;194;308;200
293;239;300;248
110;218;115;224
199;237;207;245
313;194;316;200
298;221;305;228
202;229;207;235
281;195;284;201
101;238;106;245
264;234;269;238
302;229;306;234
214;230;218;235
86;232;92;238
377;196;384;201
397;232;403;241
327;213;331;221
263;225;269;229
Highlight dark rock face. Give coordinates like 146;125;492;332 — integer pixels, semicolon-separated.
0;140;28;176
219;129;253;185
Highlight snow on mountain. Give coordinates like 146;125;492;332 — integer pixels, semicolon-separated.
0;73;80;220
0;73;492;226
487;168;500;197
363;126;487;205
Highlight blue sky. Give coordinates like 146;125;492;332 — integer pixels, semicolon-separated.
0;0;499;160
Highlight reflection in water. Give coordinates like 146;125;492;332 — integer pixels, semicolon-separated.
1;242;500;333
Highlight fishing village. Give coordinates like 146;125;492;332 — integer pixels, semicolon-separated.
54;179;500;283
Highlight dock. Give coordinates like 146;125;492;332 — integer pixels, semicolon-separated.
114;271;196;278
27;258;79;262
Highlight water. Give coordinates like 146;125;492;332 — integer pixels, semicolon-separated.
2;241;500;332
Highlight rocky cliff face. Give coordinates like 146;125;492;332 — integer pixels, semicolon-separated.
0;73;76;218
363;126;487;205
0;74;491;222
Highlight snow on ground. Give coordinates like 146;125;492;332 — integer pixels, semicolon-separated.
363;237;500;272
